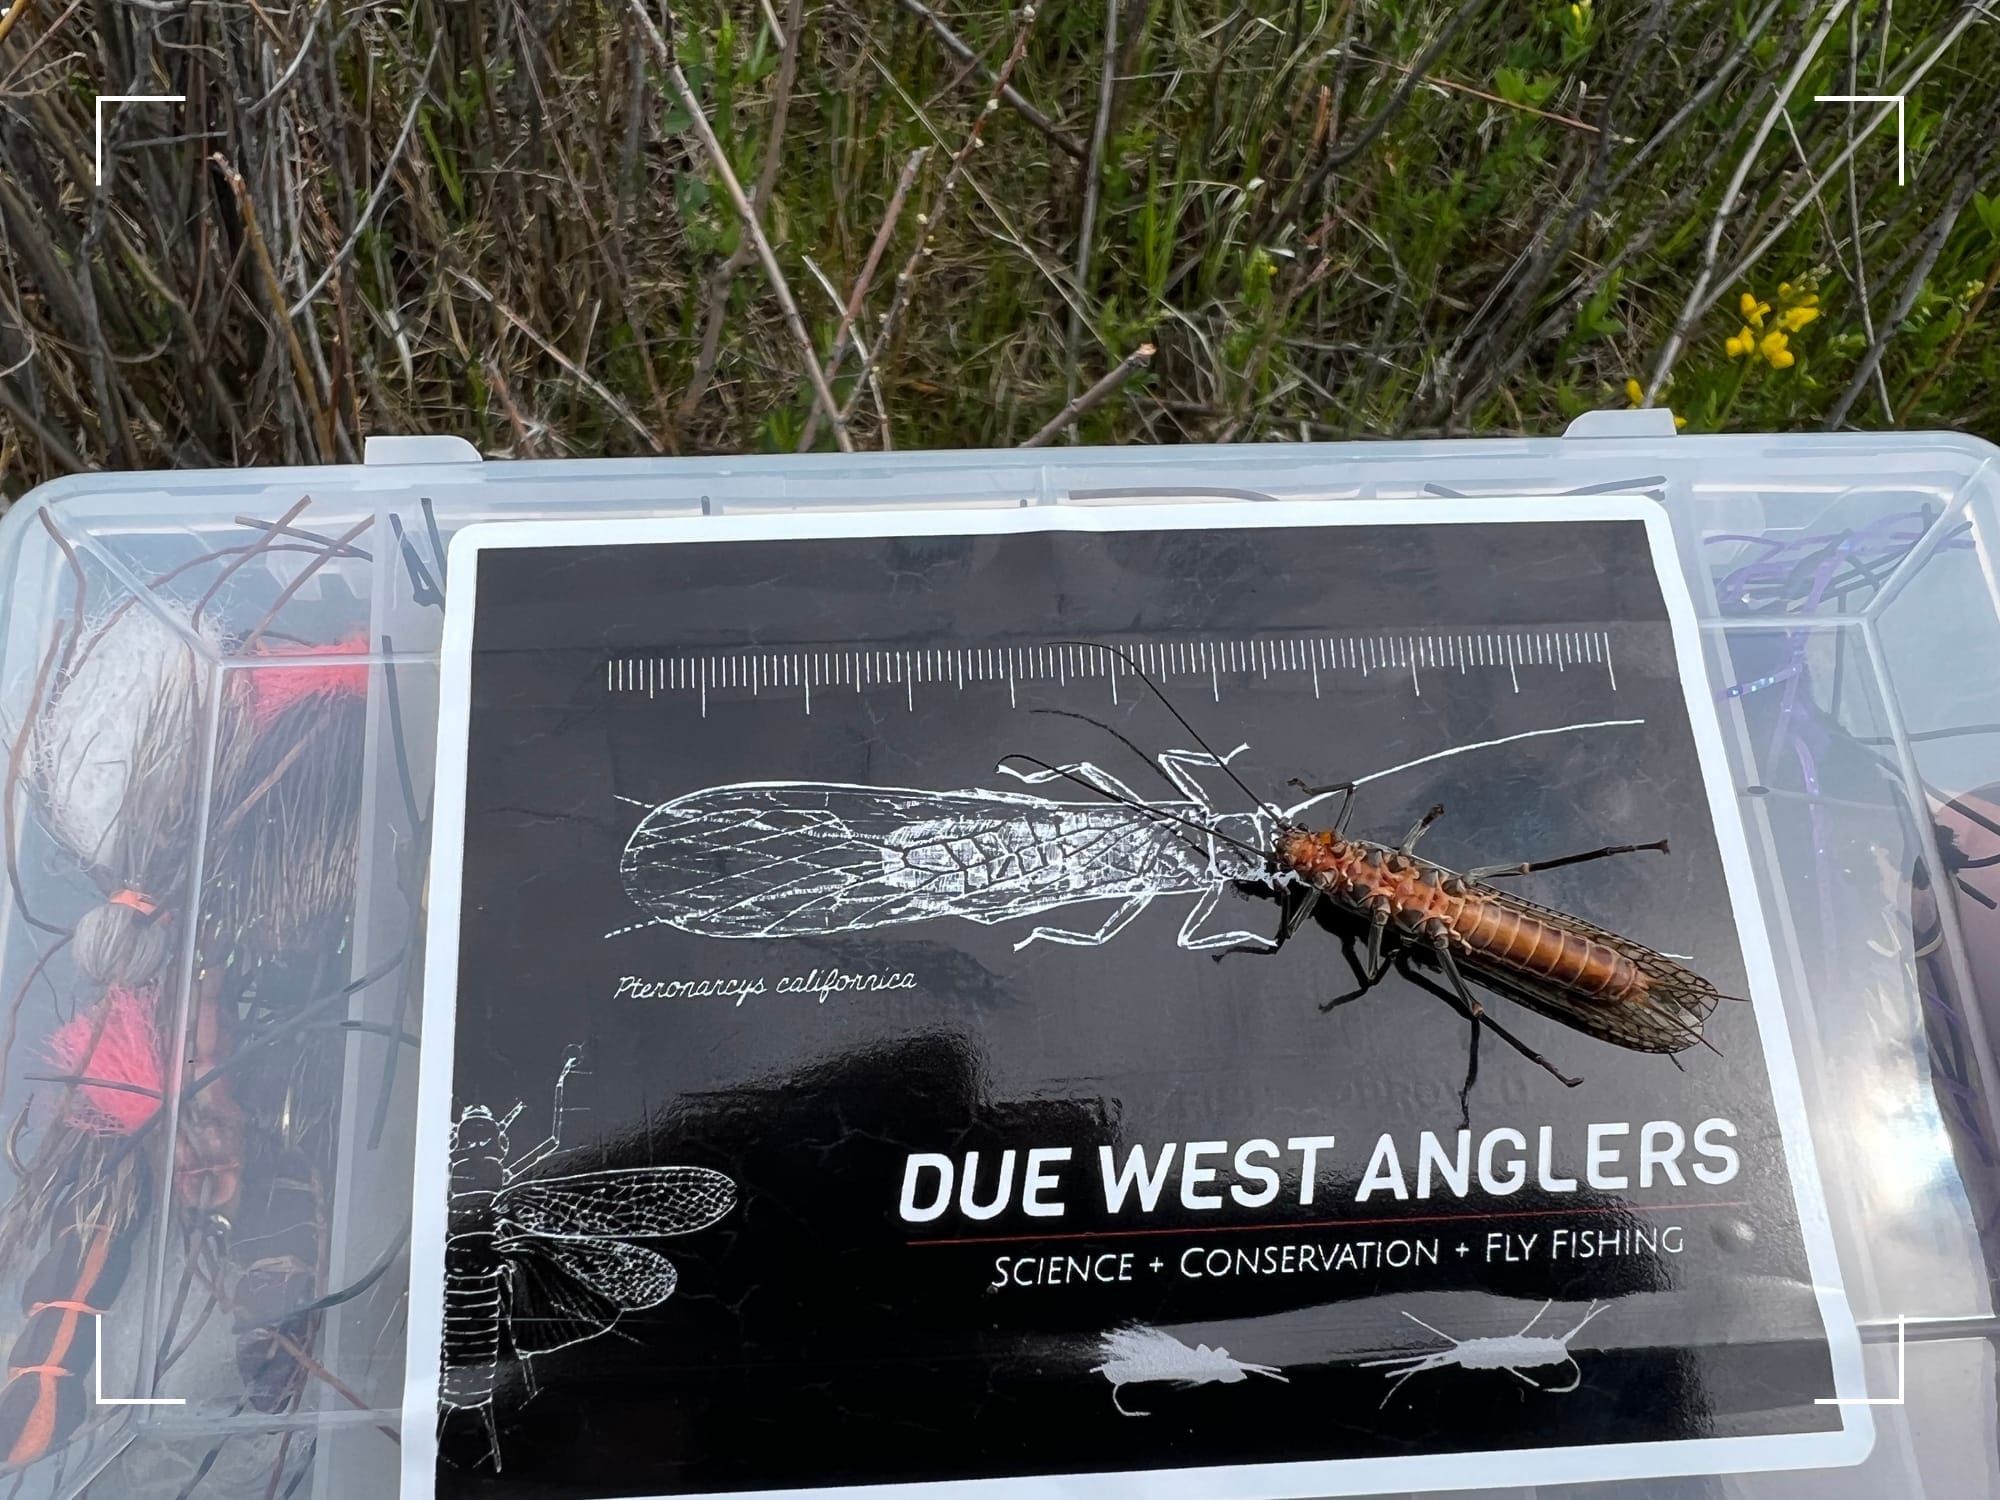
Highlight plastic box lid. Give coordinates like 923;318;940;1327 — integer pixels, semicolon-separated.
0;415;1994;1499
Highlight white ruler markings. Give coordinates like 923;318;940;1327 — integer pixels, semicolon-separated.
603;631;1622;716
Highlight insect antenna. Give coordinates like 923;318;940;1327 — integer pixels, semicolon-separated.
1051;641;1281;819
996;754;1275;870
1027;708;1187;795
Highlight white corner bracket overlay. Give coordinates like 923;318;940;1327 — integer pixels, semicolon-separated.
94;95;186;186
1813;94;1907;187
93;1315;186;1407
1814;1314;1906;1407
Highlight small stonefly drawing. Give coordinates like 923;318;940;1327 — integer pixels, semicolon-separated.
1091;1325;1288;1417
1359;1299;1607;1408
440;1046;737;1471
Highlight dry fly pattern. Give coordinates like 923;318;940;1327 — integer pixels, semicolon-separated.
1001;642;1742;1120
0;499;387;1493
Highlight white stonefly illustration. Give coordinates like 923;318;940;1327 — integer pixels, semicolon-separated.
440;1047;737;1471
1091;1325;1288;1416
617;748;1284;953
612;720;1644;953
1360;1299;1608;1408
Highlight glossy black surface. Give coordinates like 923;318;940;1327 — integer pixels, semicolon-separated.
438;519;1838;1498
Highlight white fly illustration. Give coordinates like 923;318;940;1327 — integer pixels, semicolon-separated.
441;1046;737;1471
612;720;1644;952
1091;1325;1288;1417
1359;1299;1608;1408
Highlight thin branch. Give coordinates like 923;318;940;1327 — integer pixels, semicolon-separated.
1825;172;1976;430
1898;243;2000;423
1065;0;1121;437
796;146;928;452
823;8;1044;442
625;0;853;450
212;153;331;462
1021;343;1153;447
1707;3;1991;320
897;0;1085;161
1843;2;1892;422
677;0;805;425
0;0;32;47
288;38;438;317
1644;0;1856;405
1344;41;1621;139
455;271;666;454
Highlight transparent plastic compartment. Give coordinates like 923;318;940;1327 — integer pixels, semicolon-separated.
0;419;1991;1498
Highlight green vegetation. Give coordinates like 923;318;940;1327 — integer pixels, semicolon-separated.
0;1;1996;491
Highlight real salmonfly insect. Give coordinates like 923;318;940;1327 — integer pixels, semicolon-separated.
1002;642;1742;1119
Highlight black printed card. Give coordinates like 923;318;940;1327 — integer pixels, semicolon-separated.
404;499;1870;1500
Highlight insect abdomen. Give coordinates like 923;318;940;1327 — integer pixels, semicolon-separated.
1453;902;1639;999
441;1229;504;1409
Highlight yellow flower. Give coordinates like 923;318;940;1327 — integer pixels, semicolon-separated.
1624;378;1644;407
1739;292;1770;328
1778;282;1792;299
1759;328;1793;368
1674;414;1688;428
1780;305;1818;332
1724;325;1755;358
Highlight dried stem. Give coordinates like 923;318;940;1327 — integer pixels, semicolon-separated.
678;0;806;424
897;0;1085;161
796;146;928;452
1021;342;1153;447
1065;0;1121;435
625;0;853;451
212;154;331;462
823;8;1044;442
1825;172;1977;430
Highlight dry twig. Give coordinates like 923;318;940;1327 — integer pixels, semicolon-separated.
626;1;852;450
897;0;1085;161
1021;343;1154;447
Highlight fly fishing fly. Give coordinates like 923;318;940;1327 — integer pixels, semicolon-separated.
1359;1299;1608;1408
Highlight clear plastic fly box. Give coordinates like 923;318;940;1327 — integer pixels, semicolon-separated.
0;415;1992;1500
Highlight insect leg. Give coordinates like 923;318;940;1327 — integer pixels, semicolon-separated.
1507;1366;1548;1390
1466;839;1669;881
1286;776;1358;831
1401;958;1586;1091
1013;893;1152;951
996;759;1147;805
510;1048;585;1178
1362;900;1393;977
1399;804;1446;855
1111;1382;1149;1418
1547;1355;1585;1394
1176;885;1280;953
1154;746;1251;808
1320;933;1388;1012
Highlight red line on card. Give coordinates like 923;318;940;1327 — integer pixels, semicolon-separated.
906;1199;1752;1249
